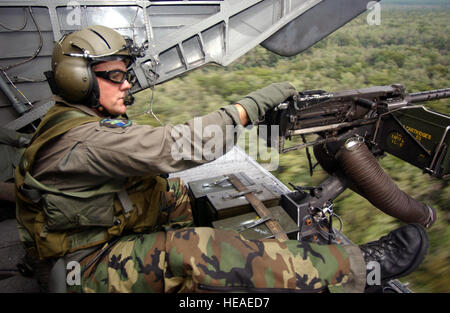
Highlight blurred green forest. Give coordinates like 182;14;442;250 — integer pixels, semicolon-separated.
130;5;449;292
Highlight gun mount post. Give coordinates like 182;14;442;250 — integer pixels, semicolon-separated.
281;171;349;244
0;73;28;115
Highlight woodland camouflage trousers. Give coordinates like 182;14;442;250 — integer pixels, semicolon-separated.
71;177;366;293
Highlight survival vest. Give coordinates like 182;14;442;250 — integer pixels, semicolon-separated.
15;103;167;259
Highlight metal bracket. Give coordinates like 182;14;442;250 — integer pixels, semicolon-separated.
236;215;275;233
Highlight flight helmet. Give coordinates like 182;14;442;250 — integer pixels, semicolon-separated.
49;25;134;107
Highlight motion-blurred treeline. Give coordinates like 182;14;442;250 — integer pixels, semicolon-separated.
130;4;449;292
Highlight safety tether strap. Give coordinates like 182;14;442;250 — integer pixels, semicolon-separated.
117;189;134;214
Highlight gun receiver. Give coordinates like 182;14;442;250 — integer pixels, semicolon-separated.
260;84;450;179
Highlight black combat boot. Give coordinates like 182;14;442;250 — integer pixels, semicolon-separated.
359;224;429;288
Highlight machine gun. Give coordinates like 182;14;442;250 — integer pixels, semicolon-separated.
261;84;450;179
258;84;449;247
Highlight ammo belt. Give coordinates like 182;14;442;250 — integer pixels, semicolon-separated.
227;174;288;241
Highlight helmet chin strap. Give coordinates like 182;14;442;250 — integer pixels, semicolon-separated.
92;103;119;118
94;103;125;119
95;104;108;115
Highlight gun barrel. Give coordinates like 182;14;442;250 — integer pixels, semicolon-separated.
409;88;450;103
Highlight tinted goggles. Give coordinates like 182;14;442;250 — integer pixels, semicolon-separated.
94;70;135;85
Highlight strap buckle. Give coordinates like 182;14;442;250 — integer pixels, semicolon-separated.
19;184;42;203
117;189;134;215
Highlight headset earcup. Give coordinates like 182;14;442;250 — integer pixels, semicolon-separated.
87;66;100;108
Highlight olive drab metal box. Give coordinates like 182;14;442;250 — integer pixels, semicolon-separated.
376;106;450;178
206;184;280;220
212;206;300;240
187;172;299;240
187;172;255;226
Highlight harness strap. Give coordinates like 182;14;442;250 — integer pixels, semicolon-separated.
17;105;124;199
23;171;122;198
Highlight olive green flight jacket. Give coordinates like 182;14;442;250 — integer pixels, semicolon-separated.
32;96;243;191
